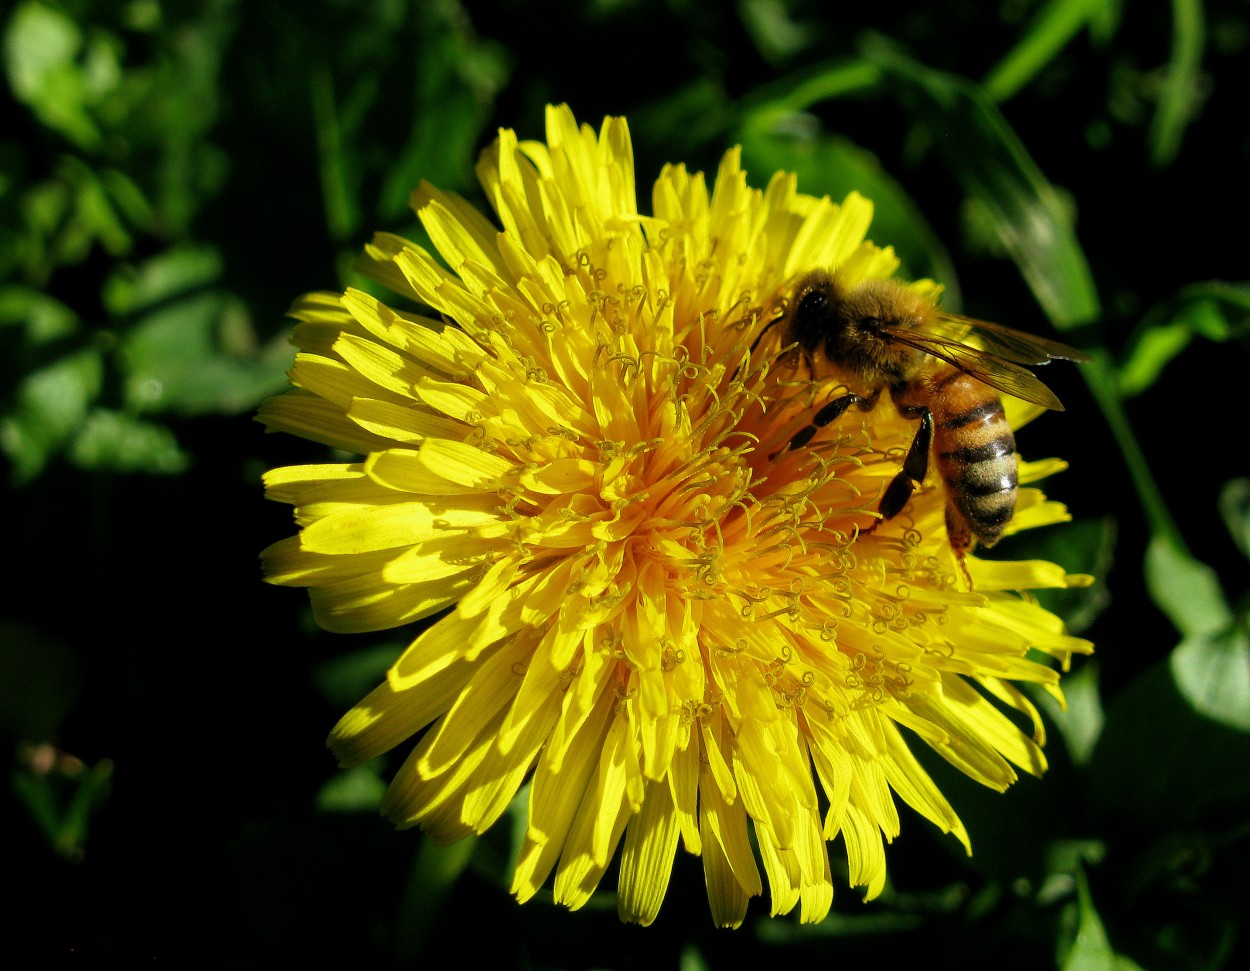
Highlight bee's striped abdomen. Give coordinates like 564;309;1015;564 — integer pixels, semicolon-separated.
930;370;1018;548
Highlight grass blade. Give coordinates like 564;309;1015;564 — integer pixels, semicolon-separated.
866;47;1100;330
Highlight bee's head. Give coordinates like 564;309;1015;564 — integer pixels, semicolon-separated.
783;272;933;380
785;272;840;354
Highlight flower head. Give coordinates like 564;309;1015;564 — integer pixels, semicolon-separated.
260;105;1092;926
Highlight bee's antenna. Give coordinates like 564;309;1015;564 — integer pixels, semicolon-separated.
748;307;786;357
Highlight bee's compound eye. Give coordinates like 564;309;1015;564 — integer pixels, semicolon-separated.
797;288;828;318
791;288;831;343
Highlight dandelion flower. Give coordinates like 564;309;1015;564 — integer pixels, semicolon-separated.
259;104;1093;927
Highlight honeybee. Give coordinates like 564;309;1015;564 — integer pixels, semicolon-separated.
769;270;1087;551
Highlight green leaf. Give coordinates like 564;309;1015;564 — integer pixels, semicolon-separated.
1218;478;1250;563
120;292;291;415
738;58;882;135
312;641;405;709
309;67;363;243
20;157;135;278
984;0;1119;103
4;1;105;149
11;749;113;861
0;285;79;344
1150;0;1206;168
865;47;1100;330
102;245;222;313
1060;869;1144;971
11;766;62;846
1089;0;1125;44
679;944;713;971
738;0;809;64
0;346;104;482
1081;351;1182;551
1144;535;1230;639
393;837;478;961
1170;624;1250;732
310;1;509;240
1033;660;1105;766
315;763;387;813
62;155;134;257
374;5;509;223
56;757;115;860
67;408;189;475
109;249;292;415
631;78;735;164
1118;282;1249;398
98;168;155;236
1118;321;1194;398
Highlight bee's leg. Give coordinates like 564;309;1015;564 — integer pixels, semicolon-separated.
781;387;881;454
878;405;933;520
944;505;973;553
879;407;976;587
945;506;976;588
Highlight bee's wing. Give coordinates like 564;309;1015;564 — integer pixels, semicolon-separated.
886;328;1067;410
931;313;1091;365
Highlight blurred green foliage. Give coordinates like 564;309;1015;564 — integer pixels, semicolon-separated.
3;0;1248;968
